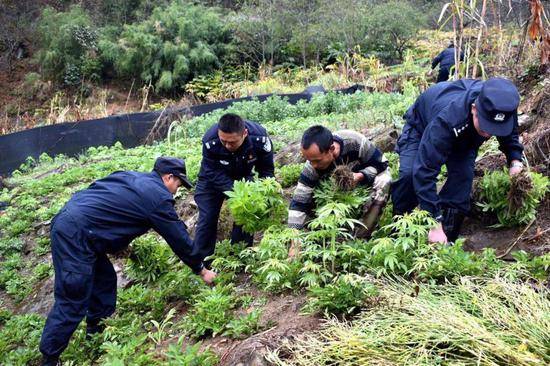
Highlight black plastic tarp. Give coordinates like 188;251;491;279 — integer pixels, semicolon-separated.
0;85;364;176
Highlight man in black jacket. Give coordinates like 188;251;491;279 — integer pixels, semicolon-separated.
391;78;524;244
40;157;215;365
193;113;275;261
429;42;464;83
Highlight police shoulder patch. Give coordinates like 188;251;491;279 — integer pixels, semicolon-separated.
204;138;219;150
263;138;272;152
452;122;469;137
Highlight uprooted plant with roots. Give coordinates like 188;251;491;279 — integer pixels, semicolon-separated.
331;165;355;191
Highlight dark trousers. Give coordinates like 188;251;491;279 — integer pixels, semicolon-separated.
391;125;477;217
193;182;253;262
40;210;116;358
437;67;451;83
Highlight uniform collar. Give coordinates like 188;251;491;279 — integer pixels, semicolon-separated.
234;135;251;154
150;171;172;194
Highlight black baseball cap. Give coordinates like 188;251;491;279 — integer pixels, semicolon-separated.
474;78;519;137
153;157;193;189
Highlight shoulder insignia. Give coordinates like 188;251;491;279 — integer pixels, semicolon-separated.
452;123;468;137
263;138;272;152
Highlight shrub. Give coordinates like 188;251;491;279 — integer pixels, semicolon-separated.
126;234;175;282
364;0;426;61
304;274;379;316
241;225;301;292
226;178;287;234
276;163;304;188
184;285;237;338
99;2;233;93
477;170;548;227
117;284;166;320
36;6;100;85
223;309;263;339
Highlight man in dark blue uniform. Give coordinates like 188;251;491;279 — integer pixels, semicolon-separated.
391;78;524;244
194;113;274;261
39;157;216;366
428;43;464;83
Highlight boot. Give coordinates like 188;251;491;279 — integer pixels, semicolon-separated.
441;207;465;243
41;355;61;366
86;319;105;340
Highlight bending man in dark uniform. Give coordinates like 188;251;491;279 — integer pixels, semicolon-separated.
194;113;274;261
428;42;464;83
40;157;216;366
391;78;524;244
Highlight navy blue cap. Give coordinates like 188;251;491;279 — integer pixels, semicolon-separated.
474;78;519;137
153;157;193;189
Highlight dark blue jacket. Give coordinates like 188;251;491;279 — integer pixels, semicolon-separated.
197;120;275;192
432;46;463;70
60;171;203;273
404;79;523;218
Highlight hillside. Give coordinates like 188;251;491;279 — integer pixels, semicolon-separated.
1;1;549;365
1;78;549;364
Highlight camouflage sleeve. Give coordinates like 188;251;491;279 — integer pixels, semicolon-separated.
358;136;388;185
287;162;318;229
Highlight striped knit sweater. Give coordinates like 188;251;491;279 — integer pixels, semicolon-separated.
288;130;389;229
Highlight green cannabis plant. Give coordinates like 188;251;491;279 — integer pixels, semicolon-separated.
226;178;287;233
304;274;379;316
276;163;304;188
477;169;548;227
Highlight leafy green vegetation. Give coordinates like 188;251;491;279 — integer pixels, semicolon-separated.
226;178;287;234
478;169;549;227
99;3;232;92
1;71;548;365
276;163;304;188
127;234;176;283
0;313;45;365
37;6;100;85
303;274;379;316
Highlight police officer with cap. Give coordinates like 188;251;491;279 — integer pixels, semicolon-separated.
194;113;274;261
392;77;524;244
40;157;215;366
